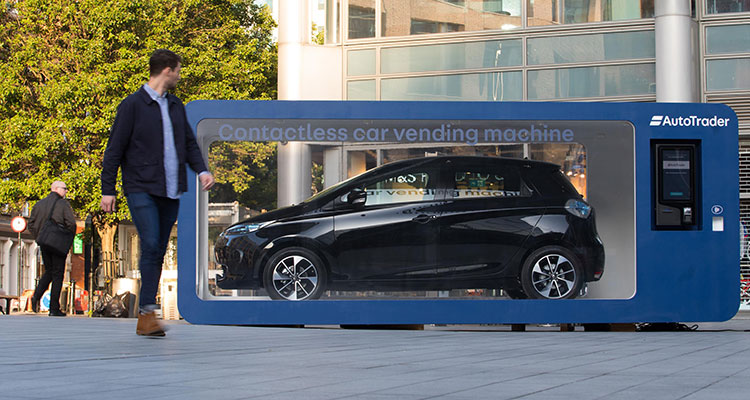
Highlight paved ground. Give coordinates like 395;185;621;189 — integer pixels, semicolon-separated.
1;313;750;400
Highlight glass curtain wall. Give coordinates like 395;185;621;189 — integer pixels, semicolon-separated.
705;24;750;91
346;0;654;39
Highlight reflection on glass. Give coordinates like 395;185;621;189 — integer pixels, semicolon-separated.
347;150;377;178
706;25;750;55
381;40;522;74
349;0;375;39
706;0;750;14
528;63;655;99
530;143;587;197
348;49;376;76
382;71;522;101
382;0;521;37
347;80;376;100
528;0;559;26
706;58;750;91
527;31;654;65
530;0;653;25
563;0;654;24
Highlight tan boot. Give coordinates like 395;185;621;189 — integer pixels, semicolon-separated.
136;311;166;337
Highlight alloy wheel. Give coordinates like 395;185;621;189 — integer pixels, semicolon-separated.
530;254;577;299
271;255;320;300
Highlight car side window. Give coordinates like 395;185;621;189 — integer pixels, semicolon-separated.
452;166;527;199
363;170;436;205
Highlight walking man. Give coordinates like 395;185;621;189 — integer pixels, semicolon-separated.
101;49;215;336
29;181;77;316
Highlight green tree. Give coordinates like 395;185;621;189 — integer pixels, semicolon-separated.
0;0;278;233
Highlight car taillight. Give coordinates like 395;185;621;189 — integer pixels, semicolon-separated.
565;199;592;219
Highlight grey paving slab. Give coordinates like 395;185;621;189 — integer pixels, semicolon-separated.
2;314;750;400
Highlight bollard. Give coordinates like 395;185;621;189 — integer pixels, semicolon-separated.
69;280;76;314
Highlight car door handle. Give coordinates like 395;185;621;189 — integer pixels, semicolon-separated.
412;214;436;224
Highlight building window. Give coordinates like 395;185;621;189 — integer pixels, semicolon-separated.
527;31;655;65
528;63;655;100
347;49;376;76
529;0;653;26
382;0;522;37
347;80;377;100
706;58;750;91
381;39;522;74
706;24;750;55
382;71;523;101
706;0;750;14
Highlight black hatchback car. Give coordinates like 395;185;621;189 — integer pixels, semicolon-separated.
214;156;604;300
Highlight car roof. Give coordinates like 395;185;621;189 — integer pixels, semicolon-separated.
381;155;561;170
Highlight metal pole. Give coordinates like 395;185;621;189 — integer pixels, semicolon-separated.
16;232;21;297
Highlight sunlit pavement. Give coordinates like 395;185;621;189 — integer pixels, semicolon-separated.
1;312;749;399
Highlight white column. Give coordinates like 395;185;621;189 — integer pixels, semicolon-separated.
277;0;313;206
655;0;698;102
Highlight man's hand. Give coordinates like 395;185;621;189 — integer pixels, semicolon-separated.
101;195;116;213
199;172;215;191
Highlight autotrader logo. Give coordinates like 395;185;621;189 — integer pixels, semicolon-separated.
650;115;664;126
649;114;729;127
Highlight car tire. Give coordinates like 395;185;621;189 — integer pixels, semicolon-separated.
263;247;327;300
520;246;583;299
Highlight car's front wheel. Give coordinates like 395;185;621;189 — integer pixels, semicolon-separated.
263;247;327;300
520;246;583;299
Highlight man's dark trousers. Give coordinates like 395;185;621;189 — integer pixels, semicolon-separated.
33;246;67;312
126;192;179;309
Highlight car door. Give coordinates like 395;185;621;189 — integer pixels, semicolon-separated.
435;159;544;280
332;162;446;283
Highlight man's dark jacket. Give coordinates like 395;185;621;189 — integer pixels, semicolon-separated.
28;192;77;239
101;86;208;197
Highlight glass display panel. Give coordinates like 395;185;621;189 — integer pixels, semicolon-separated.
381;71;523;101
527;31;654;65
347;80;377;100
347;49;376;76
349;0;376;39
706;0;750;14
381;40;522;74
706;58;750;91
527;63;655;100
706;25;750;54
198;118;634;301
382;0;522;37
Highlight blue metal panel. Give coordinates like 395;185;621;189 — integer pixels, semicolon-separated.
179;101;739;325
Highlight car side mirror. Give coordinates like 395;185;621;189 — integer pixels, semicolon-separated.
347;188;367;208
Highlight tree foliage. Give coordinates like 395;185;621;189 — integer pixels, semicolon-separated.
0;0;278;228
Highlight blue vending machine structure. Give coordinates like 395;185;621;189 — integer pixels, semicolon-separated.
177;101;739;325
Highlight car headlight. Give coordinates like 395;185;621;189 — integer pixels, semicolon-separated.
565;199;592;219
224;222;271;235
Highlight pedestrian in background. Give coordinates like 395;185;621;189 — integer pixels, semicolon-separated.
101;49;215;337
28;181;77;317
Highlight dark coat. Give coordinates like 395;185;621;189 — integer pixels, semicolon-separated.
28;192;77;239
101;86;208;197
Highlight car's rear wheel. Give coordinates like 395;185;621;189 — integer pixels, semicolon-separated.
520;246;582;299
263;247;327;300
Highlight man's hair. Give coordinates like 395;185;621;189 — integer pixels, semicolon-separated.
149;49;182;76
